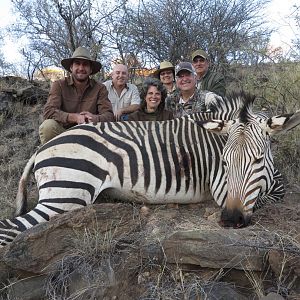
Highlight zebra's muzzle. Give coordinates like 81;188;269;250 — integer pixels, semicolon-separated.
219;207;251;228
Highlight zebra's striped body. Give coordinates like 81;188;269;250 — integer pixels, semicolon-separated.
1;92;299;247
35;118;226;206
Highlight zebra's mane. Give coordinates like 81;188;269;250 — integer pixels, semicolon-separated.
190;91;256;122
237;92;256;123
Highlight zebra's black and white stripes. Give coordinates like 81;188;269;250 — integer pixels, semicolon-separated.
1;92;299;247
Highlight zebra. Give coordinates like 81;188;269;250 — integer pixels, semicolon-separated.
0;92;299;247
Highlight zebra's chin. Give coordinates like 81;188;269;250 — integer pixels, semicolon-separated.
219;207;252;228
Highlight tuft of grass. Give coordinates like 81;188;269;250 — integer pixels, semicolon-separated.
45;224;121;300
272;128;300;190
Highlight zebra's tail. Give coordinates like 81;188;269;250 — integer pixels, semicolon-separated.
15;152;37;217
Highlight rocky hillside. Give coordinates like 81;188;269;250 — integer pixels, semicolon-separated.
0;77;299;300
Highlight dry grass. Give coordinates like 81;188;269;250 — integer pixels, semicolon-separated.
45;222;133;300
0;101;41;219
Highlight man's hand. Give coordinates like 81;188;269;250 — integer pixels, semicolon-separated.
80;111;97;123
67;113;87;124
114;108;125;121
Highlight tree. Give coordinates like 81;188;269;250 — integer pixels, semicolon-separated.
8;0;275;74
292;4;300;58
119;0;272;71
10;0;126;71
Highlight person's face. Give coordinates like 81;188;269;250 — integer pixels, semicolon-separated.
111;65;128;87
176;70;196;92
145;85;162;111
159;69;174;85
70;59;92;82
192;56;209;77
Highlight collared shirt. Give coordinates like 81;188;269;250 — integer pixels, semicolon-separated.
165;88;207;118
103;80;141;113
166;84;177;97
43;76;114;127
196;69;226;97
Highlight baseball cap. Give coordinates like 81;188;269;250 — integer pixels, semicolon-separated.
175;62;196;76
191;49;209;61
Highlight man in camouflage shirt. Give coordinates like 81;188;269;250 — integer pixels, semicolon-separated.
191;49;226;98
165;62;210;118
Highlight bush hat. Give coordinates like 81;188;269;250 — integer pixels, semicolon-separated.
191;49;209;61
175;62;196;76
153;61;175;77
61;46;102;75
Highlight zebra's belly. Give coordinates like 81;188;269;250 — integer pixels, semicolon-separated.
100;187;214;204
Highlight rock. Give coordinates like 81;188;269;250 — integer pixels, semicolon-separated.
0;92;14;114
1;203;141;275
268;249;300;278
157;228;276;271
200;282;248;300
0;76;49;106
4;274;47;300
15;85;48;105
260;292;285;300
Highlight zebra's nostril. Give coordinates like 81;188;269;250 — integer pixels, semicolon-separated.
220;207;248;228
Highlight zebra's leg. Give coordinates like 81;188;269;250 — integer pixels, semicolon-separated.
0;200;88;248
254;169;285;211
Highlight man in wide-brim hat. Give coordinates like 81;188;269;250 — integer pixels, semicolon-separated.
154;61;177;96
39;46;114;144
61;46;102;75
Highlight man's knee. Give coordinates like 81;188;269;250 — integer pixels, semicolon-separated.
39;119;65;144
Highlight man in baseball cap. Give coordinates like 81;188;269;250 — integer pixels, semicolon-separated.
191;49;226;97
165;62;208;117
39;46;114;144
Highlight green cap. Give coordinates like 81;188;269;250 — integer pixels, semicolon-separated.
191;49;209;61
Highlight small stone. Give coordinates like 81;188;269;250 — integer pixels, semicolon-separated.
260;292;285;300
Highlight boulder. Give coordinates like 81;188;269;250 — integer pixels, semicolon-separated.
1;203;141;275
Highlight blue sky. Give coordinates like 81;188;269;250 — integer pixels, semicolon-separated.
0;0;298;64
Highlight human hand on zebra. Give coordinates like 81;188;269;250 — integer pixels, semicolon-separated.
115;109;125;121
67;112;87;124
80;111;98;123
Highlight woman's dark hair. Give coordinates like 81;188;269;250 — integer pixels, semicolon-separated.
139;78;168;112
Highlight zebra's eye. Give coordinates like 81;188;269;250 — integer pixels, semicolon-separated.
253;155;264;164
221;159;227;168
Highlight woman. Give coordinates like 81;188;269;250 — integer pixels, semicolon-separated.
128;78;174;121
154;61;177;97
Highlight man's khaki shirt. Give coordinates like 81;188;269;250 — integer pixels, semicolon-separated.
43;76;114;127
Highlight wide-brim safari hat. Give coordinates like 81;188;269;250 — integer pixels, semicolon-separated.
153;61;175;77
61;46;102;75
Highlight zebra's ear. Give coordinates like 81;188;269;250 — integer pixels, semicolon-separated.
195;119;234;135
263;110;300;135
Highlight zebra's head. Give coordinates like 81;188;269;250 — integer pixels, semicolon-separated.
199;94;300;228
